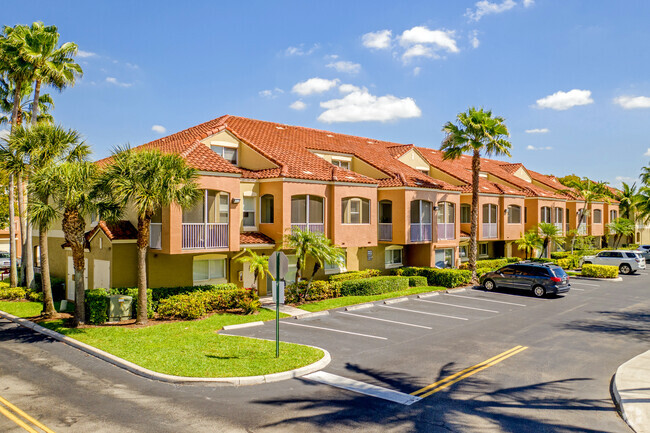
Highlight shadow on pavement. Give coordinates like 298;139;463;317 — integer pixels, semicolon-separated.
561;309;650;342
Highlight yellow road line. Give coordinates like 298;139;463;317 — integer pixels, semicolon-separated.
0;403;40;433
411;345;528;398
0;395;56;433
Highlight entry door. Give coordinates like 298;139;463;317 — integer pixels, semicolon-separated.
67;256;88;300
242;263;255;288
93;259;111;290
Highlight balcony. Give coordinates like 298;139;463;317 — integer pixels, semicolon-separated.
291;223;325;234
577;224;587;235
150;223;162;249
437;223;455;240
378;223;392;241
554;222;563;233
410;223;432;242
482;223;498;239
182;223;228;249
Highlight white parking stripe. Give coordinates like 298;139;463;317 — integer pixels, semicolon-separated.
571;288;585;291
445;294;527;307
303;371;422;405
282;321;387;340
416;299;499;313
382;305;468;320
338;311;433;329
570;281;600;287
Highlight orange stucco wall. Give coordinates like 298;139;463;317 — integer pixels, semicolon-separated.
331;184;378;248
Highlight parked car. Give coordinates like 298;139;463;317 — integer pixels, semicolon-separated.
580;250;646;275
480;262;570;298
0;252;19;271
636;245;650;261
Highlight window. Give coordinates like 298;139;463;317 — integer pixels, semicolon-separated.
385;247;403;268
434;248;454;268
243;197;256;228
460;204;471;224
566;208;570;224
540;206;552;223
593;209;602;224
184;190;229;223
482;204;497;224
260;194;274;224
479;243;488;257
460;245;468;259
291;195;324;224
211;145;238;165
325;256;346;274
411;200;432;224
555;207;563;224
610;210;617;221
507;205;521;224
332;159;350;170
193;258;225;282
342;198;370;224
525;207;528;224
378;200;392;223
437;202;455;224
500;266;516;276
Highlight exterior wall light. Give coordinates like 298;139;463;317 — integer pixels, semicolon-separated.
231;198;241;204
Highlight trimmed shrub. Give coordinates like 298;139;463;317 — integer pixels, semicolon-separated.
286;280;341;304
157;293;207;320
556;258;573;270
407;276;428;287
393;267;471;288
150;283;238;303
459;258;509;270
339;276;409;296
0;287;27;300
329;269;381;282
551;252;571;259
581;264;618;278
530;257;554;263
85;289;110;325
26;289;44;302
156;287;259;320
505;257;521;263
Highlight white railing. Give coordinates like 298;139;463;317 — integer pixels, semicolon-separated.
291;223;325;234
554;222;563;233
378;223;392;241
577;224;587;235
482;223;498;239
437;223;455;240
410;223;432;242
150;223;162;249
182;223;228;249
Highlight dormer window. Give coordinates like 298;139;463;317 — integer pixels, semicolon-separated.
332;158;351;170
210;141;238;165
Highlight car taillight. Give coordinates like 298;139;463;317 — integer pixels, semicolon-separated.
550;277;562;283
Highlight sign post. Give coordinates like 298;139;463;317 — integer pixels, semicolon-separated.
268;251;288;358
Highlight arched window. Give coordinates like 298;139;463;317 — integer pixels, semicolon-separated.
507;205;521;224
437;202;455;224
540;206;552;223
291;195;324;233
410;200;432;242
342;197;370;224
260;194;274;224
609;210;617;221
482;204;498;239
593;209;602;224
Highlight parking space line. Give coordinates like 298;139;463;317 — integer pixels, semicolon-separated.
570;282;600;287
445;294;526;307
571;287;585;291
303;371;422;405
416;299;498;313
282;322;387;340
381;305;468;321
338;312;433;329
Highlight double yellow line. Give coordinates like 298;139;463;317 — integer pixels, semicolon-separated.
0;395;56;433
411;345;528;399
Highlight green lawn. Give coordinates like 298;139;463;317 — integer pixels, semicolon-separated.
297;286;447;312
0;302;324;378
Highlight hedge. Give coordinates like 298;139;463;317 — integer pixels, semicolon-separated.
393;267;471;288
286;280;341;304
407;276;428;287
0;286;27;300
85;289;110;325
459;258;509;270
339;276;409;296
157;288;260;319
581;264;619;278
329;269;381;282
150;283;238;303
551;252;571;259
556;255;581;270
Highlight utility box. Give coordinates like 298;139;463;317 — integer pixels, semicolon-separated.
108;295;133;322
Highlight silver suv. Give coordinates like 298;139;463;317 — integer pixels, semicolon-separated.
580;250;646;275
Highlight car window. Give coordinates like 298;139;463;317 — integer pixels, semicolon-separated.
611;252;623;258
625;252;637;258
597;252;609;258
500;266;516;275
550;267;567;278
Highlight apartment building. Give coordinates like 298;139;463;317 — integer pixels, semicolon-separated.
41;115;618;298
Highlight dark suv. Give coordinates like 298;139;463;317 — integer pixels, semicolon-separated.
480;263;570;297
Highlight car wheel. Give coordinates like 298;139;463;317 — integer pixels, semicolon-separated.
620;264;632;275
533;285;546;298
484;279;496;291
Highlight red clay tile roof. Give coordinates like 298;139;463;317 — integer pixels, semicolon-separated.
477;157;567;199
240;232;275;245
89;220;138;241
460;231;471;238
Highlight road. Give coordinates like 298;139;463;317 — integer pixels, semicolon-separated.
1;272;648;432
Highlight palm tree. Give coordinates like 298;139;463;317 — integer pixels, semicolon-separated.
441;107;511;283
641;165;650;187
537;223;564;259
305;234;344;284
516;230;540;260
637;187;650;226
607;218;635;248
95;148;199;325
559;177;610;232
617;182;639;221
0;76;54;126
236;249;272;292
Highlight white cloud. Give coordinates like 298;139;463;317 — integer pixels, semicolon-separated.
285;44;319;56
399;26;459;53
125;62;139;69
292;78;340;96
413;67;422;76
469;30;480;49
526;145;553;151
402;44;436;60
259;88;284;99
339;84;361;94
290;100;307;110
151;125;166;134
613;95;650;109
105;76;132;88
318;89;421;123
466;0;517;21
645;148;650;157
362;30;392;49
77;50;97;58
525;128;550;134
523;0;534;6
326;61;361;74
535;89;594;110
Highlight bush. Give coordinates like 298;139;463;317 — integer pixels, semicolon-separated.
0;287;27;300
150;283;238;303
530;257;554;263
551;252;571;259
393;267;471;288
329;269;381;282
339;276;409;296
581;264;619;278
407;276;428;287
26;289;44;302
459;258;509;270
156;287;259;320
85;289;110;325
286;280;340;304
157;293;207;320
556;258;573;270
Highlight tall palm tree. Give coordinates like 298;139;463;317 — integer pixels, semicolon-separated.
236;249;272;292
559;177;610;233
607;218;635;248
617;182;640;221
441;107;511;283
0;76;54;126
537;223;564;259
641;165;650;187
637;187;650;226
95;148;199;325
305;234;344;284
516;230;540;260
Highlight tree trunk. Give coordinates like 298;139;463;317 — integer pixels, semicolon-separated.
17;174;27;285
63;209;86;326
295;256;302;285
39;225;56;317
136;216;150;325
469;150;481;284
10;80;22;130
309;262;321;284
8;175;17;287
31;79;41;125
22;176;35;289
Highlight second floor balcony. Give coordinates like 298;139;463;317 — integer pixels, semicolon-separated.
291;194;325;235
554;222;563;233
482;223;498;239
437;222;455;240
378;223;392;241
411;223;432;242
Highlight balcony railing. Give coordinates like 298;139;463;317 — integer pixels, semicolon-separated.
378;223;392;241
554;222;563;233
410;223;432;242
150;223;162;249
482;223;498;239
437;223;455;240
291;223;325;234
577;224;587;235
182;223;228;249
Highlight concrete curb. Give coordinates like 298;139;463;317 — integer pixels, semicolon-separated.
222;321;264;331
383;297;408;305
0;310;331;386
572;276;623;282
417;292;440;299
612;349;650;433
446;288;467;294
294;311;329;320
344;303;374;311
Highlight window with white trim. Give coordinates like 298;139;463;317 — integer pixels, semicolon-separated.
193;258;226;282
540;206;552;223
479;243;488;257
324;256;347;274
385;246;403;268
243;197;256;229
593;209;602;224
460;204;471;224
260;194;274;224
342;198;370;224
610;210;617;221
332;159;350;170
460;245;468;260
211;145;238;165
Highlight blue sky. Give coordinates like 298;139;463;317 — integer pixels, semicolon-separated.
4;1;650;187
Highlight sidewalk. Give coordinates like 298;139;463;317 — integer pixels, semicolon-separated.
260;296;309;317
613;349;650;433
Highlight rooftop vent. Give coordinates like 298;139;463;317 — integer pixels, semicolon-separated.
275;126;286;130
303;170;313;174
